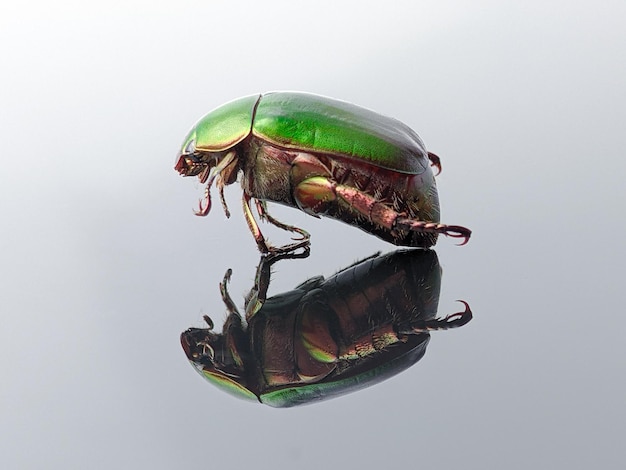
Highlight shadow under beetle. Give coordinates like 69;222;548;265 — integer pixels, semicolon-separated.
181;248;472;407
175;92;472;253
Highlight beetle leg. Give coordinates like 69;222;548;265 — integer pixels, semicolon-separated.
255;200;311;242
219;268;241;316
245;248;310;320
394;218;471;246
194;151;237;218
294;176;472;245
427;152;442;176
216;153;241;219
399;301;472;334
216;175;231;218
242;193;271;253
242;194;310;254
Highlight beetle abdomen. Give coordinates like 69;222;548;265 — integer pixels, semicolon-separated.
244;140;441;247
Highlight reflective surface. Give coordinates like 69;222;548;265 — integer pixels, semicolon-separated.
2;1;625;469
181;248;471;406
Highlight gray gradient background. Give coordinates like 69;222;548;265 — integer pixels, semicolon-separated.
2;1;625;468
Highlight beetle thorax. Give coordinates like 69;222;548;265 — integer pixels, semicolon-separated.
241;140;297;205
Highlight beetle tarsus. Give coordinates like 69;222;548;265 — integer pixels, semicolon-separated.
217;177;231;218
443;226;472;246
395;218;471;245
195;195;211;217
267;239;311;255
442;300;472;328
427;152;442;176
202;315;214;330
255;200;312;242
416;300;472;331
219;268;241;316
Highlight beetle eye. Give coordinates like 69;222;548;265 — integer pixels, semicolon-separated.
184;139;196;155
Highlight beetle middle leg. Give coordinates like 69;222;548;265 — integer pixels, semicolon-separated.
255;200;311;243
245;247;310;320
242;193;311;254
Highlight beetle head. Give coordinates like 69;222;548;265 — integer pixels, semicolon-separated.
175;133;239;218
174;138;215;182
180;313;258;401
181;314;238;371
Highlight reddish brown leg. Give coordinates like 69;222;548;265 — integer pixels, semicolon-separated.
242;193;271;253
242;193;311;254
294;175;471;245
245;247;310;320
219;268;240;316
255;200;310;242
397;301;472;334
427;152;442;176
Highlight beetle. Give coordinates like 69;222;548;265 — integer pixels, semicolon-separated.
175;92;471;253
181;249;472;407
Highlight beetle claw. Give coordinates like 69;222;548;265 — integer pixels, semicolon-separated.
428;152;442;176
444;300;472;327
195;192;212;217
266;239;311;255
442;225;472;246
417;300;472;331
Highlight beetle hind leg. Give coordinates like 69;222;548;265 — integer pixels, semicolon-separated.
394;217;472;246
427;152;442;176
423;300;472;330
398;301;472;334
293;175;471;245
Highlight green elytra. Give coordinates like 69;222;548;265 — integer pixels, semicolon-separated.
182;92;428;174
193;330;430;407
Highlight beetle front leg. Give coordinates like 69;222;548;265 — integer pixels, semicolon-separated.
242;193;272;253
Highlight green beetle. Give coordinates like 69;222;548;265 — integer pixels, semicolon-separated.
175;92;471;253
181;249;472;407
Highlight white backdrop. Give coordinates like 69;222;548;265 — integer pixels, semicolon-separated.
1;1;625;468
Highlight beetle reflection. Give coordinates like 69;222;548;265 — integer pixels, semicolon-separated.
181;249;471;407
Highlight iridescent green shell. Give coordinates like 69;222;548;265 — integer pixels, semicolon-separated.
183;94;259;152
189;92;429;174
259;336;429;407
